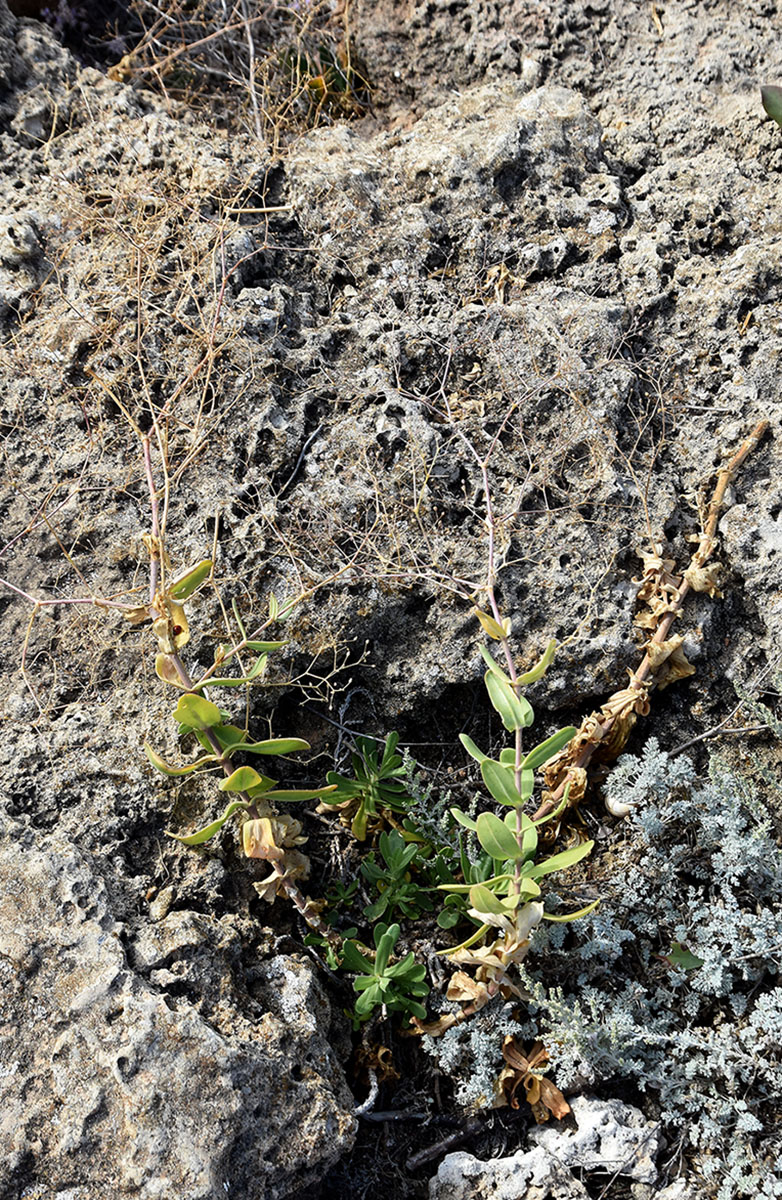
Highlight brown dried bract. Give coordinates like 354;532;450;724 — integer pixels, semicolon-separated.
495;1038;570;1122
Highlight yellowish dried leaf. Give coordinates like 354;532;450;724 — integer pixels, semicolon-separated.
655;643;696;691
408;1013;460;1037
445;971;490;1010
123;605;151;625
242;817;285;862
684;561;723;598
646;635;684;672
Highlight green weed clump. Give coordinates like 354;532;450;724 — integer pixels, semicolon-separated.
321;732;412;841
341;923;429;1026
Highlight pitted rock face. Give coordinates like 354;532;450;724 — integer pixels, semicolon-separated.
0;821;355;1200
0;0;780;1196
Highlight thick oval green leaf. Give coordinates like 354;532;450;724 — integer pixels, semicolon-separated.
169;559;212;599
485;672;534;732
219;766;266;793
210;724;247;751
519;877;542;898
167;799;248;845
468;883;506;915
173;693;222;731
144;743;217;776
518;767;535;802
374;922;400;974
341;939;374;973
480;761;534;807
528;839;594;880
517;639;557;684
499;748;516;766
481;759;527;807
450;807;478;831
240;737;310;755
762;85;782;129
351;806;368;840
476;811;523;861
522;726;577;771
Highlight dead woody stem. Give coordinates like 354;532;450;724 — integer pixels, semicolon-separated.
535;418;770;821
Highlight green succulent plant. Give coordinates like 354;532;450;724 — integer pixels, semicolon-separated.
341;922;429;1024
360;829;434;921
322;731;413;839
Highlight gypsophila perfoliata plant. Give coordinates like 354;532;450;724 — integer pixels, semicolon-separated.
520;739;782;1197
435;609;597;1003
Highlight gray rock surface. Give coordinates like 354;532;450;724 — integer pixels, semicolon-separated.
429;1145;589;1200
0;0;781;1195
530;1095;661;1184
0;817;355;1199
428;1097;660;1198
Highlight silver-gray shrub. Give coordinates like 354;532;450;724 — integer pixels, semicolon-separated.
523;738;782;1197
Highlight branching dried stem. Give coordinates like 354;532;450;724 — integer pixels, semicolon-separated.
534;418;771;821
115;0;369;146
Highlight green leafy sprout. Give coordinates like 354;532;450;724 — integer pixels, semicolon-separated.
360;829;434;921
321;731;413;839
341;922;429;1024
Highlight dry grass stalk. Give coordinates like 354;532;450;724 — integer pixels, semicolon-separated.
109;0;371;148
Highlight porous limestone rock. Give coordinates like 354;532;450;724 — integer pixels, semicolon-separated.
428;1145;588;1200
428;1097;660;1199
1;0;782;1196
0;817;355;1199
530;1095;661;1184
